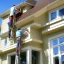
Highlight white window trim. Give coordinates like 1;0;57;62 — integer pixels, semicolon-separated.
27;46;43;64
48;33;64;64
7;52;16;64
49;5;64;23
7;47;27;64
7;46;43;64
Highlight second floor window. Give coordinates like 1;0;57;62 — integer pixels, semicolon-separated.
49;6;64;21
59;8;64;16
51;11;57;20
4;38;7;46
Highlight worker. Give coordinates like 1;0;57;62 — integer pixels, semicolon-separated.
8;17;13;38
16;28;29;55
10;5;17;20
8;5;17;39
15;8;23;21
15;28;28;64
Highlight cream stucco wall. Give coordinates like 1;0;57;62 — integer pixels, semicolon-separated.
0;38;5;49
1;16;9;34
34;12;48;25
30;28;42;40
1;55;7;64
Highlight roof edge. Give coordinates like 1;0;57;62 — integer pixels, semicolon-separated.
0;2;35;18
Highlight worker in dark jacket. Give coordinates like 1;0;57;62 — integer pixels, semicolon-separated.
8;5;17;39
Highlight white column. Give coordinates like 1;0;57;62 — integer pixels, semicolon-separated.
26;48;32;64
7;55;11;64
40;51;43;64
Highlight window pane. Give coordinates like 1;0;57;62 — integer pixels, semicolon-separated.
54;57;59;64
20;52;26;64
32;51;39;64
59;8;64;16
59;37;64;44
52;39;58;46
53;47;58;55
61;55;64;64
51;12;56;20
60;45;64;53
11;55;15;64
4;38;7;46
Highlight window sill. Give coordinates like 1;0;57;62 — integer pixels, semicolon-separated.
50;16;64;24
42;16;64;28
42;16;64;35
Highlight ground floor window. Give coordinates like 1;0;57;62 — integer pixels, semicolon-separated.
9;50;40;64
20;52;26;64
50;36;64;64
11;55;15;64
32;50;40;64
53;57;59;64
10;52;26;64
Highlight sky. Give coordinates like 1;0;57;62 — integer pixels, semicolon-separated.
0;0;26;25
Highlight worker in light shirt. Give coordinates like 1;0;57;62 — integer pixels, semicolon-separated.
8;5;17;38
16;28;29;55
10;5;17;18
10;5;17;24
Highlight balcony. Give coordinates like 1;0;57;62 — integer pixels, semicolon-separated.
0;24;42;54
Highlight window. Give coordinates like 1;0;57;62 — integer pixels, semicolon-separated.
59;37;64;44
59;8;64;16
53;47;58;55
11;55;15;64
51;12;57;20
50;36;64;64
49;7;64;21
54;57;59;64
60;45;64;53
52;39;58;46
4;38;7;46
20;52;26;64
0;29;1;35
61;55;64;64
32;50;40;64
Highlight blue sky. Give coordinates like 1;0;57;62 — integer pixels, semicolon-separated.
0;0;26;25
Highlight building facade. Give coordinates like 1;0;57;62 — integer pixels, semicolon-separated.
0;0;64;64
